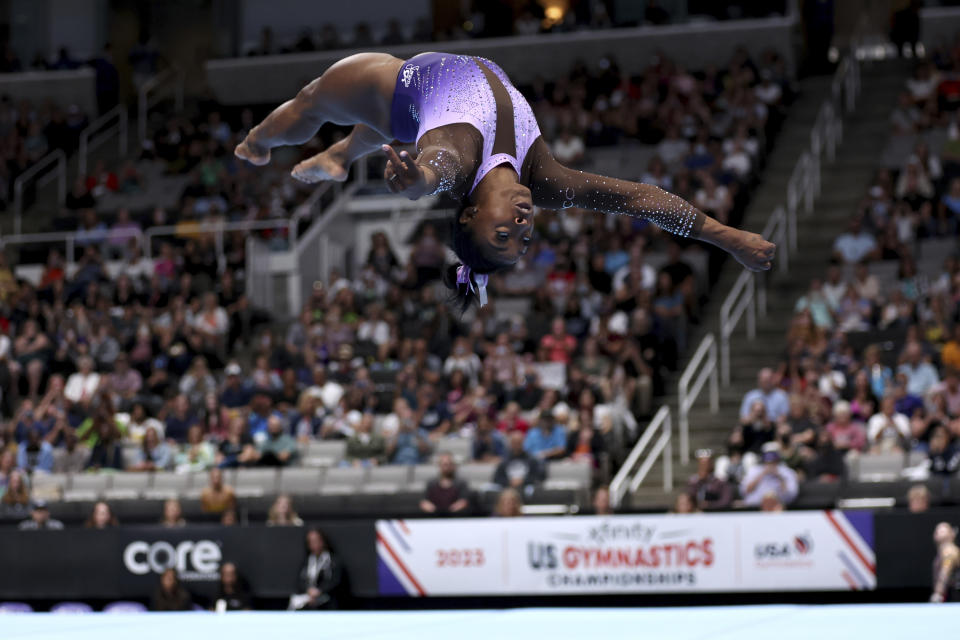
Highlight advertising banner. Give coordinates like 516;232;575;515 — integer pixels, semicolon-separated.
376;511;875;596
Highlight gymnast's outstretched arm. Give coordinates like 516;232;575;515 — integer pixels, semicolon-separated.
526;139;775;272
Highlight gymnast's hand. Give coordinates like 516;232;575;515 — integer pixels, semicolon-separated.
729;229;776;272
382;145;434;200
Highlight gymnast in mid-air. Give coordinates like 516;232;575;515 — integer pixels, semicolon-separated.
236;52;776;307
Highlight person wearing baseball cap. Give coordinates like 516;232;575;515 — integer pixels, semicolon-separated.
17;500;64;530
738;442;799;508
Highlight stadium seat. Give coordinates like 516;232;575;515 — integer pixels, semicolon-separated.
144;472;191;500
0;602;33;613
319;467;367;495
103;601;148;613
50;602;93;614
435;438;472;463
279;467;324;494
302;440;347;467
104;472;151;500
363;466;412;494
234;468;279;497
849;453;906;482
545;461;591;490
408;464;438;492
63;474;110;501
30;473;68;500
121;445;141;469
456;463;496;489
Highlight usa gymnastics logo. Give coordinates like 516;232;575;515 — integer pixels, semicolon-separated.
754;532;814;561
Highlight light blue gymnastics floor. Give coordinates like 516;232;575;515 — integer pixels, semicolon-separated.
2;604;957;640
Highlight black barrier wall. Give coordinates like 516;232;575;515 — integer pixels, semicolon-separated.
0;523;377;601
3;510;958;603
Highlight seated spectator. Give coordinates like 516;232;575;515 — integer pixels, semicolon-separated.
803;429;846;482
289;528;343;610
267;494;304;526
130;425;173;471
781;395;817;448
496;401;530;434
345;413;386;467
52;429;90;473
214;562;252;611
473;414;508;462
739;400;776;454
160;498;187;528
942;325;960;372
565;415;606;468
420;453;471;515
739;446;799;508
760;491;785;512
591;486;614;515
85;413;126;470
825;401;867;454
103;353;142;411
17;427;54;474
740;368;790;423
174;424;216;472
832;218;878;264
217;414;260;468
540;317;577;364
493;487;523;517
929;369;960;419
65;356;100;409
908;484;931;513
220;362;252;409
493;430;544;492
899;342;940;397
18;499;64;530
867;395;911;454
85;501;118;528
179;356;217;408
259;414;298;467
387;414;430;465
672;493;698;514
686;449;733;511
151;568;194;611
928;426;960;476
523;410;567;461
200;468;237;515
164;394;199;443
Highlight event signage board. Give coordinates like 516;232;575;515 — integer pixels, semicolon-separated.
376;511;875;596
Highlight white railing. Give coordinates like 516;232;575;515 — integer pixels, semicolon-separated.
78;104;129;177
677;333;719;464
609;406;673;509
12;149;67;236
718;270;756;388
138;67;185;145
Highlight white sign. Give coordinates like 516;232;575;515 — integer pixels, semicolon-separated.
376;511;875;596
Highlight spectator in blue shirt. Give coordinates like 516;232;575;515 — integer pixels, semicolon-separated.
388;418;431;465
164;394;198;443
130;425;173;471
739;368;790;422
523;410;568;460
473;414;507;462
220;362;252;408
898;341;940;397
247;392;276;444
17;428;54;474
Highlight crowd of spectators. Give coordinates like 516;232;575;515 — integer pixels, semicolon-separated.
242;0;789;57
679;56;960;513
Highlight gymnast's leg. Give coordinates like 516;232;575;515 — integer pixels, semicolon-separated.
235;52;403;166
291;124;390;183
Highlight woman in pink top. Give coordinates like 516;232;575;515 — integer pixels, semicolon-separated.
825;400;867;453
236;52;774;309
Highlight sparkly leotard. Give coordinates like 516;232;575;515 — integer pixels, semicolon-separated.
390;52;705;239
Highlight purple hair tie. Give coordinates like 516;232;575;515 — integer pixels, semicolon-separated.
456;265;488;307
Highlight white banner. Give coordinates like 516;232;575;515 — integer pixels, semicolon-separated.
376;511;875;596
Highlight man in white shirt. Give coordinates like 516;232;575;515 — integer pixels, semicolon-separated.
740;368;790;423
612;246;656;297
867;395;911;453
821;265;847;312
64;356;100;408
832;218;878;264
739;446;799;507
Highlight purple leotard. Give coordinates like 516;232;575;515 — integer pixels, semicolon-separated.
390;52;541;196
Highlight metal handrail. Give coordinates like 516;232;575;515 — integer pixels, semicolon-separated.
12;149;67;236
718;270;756;387
609;406;673;508
677;333;719;464
78;105;129;177
138;67;185;144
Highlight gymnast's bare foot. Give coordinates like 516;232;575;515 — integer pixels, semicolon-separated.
235;135;271;166
291;149;349;183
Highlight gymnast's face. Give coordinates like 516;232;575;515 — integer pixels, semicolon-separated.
464;182;534;264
